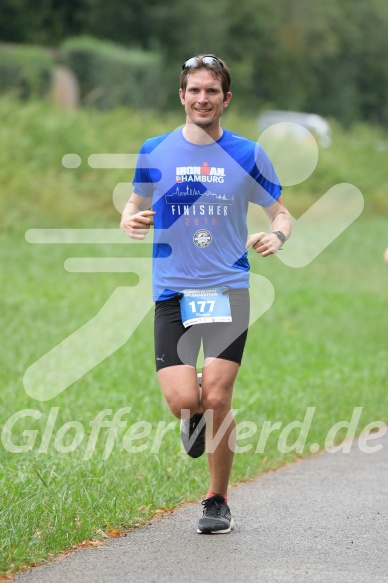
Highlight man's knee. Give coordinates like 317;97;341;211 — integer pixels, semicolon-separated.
201;386;232;418
166;395;201;419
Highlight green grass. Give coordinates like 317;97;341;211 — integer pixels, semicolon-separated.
0;98;388;575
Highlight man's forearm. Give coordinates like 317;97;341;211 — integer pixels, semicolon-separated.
269;209;292;241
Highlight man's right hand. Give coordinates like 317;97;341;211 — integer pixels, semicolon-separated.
120;209;156;240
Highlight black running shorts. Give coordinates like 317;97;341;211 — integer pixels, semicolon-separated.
154;289;250;371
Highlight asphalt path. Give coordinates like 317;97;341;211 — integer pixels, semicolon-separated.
16;430;388;583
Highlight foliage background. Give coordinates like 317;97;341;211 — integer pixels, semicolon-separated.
1;0;388;124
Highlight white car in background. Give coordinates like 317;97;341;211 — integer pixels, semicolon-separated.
258;110;332;147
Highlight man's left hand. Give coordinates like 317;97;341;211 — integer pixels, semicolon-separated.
246;232;283;257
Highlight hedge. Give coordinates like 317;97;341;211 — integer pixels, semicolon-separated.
61;37;165;110
0;43;53;98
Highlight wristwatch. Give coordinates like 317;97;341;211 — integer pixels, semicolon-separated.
272;231;287;245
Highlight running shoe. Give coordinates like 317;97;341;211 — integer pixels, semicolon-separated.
180;372;205;458
180;413;206;458
197;494;235;534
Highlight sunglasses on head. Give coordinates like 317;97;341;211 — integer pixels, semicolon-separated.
182;55;224;70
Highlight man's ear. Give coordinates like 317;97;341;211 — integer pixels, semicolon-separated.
224;91;232;107
179;88;185;105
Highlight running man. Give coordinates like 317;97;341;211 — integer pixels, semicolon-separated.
120;54;291;534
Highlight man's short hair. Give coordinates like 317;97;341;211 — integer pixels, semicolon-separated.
180;54;232;99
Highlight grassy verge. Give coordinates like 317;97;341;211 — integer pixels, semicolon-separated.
0;99;387;575
1;97;388;231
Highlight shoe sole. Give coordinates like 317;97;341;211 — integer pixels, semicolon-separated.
197;517;235;534
187;449;205;459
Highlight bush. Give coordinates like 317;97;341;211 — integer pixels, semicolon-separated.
61;36;165;110
0;43;53;98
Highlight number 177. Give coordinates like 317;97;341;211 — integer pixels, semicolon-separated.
189;300;215;313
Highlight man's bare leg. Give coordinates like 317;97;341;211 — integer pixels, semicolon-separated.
201;358;239;495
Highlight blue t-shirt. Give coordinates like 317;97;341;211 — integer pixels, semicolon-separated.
133;128;281;301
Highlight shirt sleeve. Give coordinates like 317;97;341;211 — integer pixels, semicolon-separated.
249;143;282;206
132;141;153;198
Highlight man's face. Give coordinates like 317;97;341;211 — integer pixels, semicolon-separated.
179;69;232;130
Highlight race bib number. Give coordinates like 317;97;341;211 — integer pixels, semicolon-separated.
179;288;232;328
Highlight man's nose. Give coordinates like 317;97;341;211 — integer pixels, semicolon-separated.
197;91;208;102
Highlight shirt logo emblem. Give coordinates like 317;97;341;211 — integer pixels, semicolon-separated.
193;229;212;248
176;162;226;184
